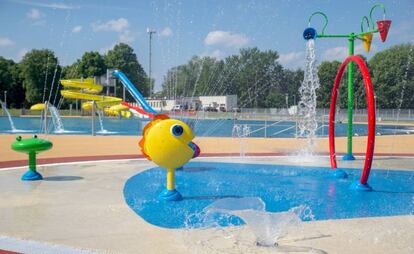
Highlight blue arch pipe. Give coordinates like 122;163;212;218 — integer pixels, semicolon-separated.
112;70;157;114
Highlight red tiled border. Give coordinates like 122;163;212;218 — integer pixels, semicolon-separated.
0;250;20;254
1;152;414;169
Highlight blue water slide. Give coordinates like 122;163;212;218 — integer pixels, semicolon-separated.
112;70;157;114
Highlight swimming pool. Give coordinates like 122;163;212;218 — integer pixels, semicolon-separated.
1;116;413;137
124;161;414;228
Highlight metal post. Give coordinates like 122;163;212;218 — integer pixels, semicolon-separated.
295;115;298;138
285;93;289;111
344;34;355;160
106;69;110;96
102;95;105;118
3;91;6;108
44;102;48;135
29;151;36;172
147;28;156;97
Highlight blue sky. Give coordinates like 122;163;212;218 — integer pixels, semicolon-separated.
0;0;413;90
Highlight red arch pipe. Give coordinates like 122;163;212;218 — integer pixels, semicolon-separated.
329;55;376;185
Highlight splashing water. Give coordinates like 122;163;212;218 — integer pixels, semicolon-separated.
297;39;320;155
204;197;309;247
95;106;108;133
232;124;251;157
178;197;322;253
0;99;16;131
47;104;65;132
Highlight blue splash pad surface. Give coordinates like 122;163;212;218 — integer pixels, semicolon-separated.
123;162;414;229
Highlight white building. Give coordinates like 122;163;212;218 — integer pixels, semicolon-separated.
199;95;238;111
146;95;237;111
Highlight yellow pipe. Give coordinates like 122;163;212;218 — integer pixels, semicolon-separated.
167;168;175;190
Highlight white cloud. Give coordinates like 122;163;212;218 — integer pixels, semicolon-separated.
92;18;129;32
322;44;377;61
204;30;249;48
278;51;304;69
26;8;42;19
159;27;173;37
119;30;134;43
71;25;82;33
13;0;78;10
0;37;15;47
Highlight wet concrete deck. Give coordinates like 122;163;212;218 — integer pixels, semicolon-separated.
0;156;413;253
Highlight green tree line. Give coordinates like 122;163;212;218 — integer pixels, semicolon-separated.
0;43;148;108
160;43;414;109
0;43;413;109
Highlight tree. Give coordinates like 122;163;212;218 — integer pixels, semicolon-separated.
61;61;81;79
230;48;283;108
369;43;414;108
282;69;303;107
105;43;148;99
161;56;223;99
317;60;342;108
19;49;62;105
0;57;25;108
78;51;106;77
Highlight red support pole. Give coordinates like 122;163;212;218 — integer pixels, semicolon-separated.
329;55;376;185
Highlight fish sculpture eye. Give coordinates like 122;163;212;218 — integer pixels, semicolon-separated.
171;124;184;137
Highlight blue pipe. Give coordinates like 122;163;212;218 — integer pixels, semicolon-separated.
112;70;157;114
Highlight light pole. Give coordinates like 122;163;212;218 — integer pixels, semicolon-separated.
285;93;289;110
4;91;7;108
147;28;156;98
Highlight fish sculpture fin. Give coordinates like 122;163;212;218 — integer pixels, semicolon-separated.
139;114;170;160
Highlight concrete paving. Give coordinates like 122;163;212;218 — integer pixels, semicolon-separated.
0;157;413;253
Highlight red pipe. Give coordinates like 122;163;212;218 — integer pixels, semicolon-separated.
329;55;376;185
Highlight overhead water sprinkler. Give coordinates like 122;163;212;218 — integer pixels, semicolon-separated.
11;135;53;181
304;3;391;161
303;27;317;41
303;11;328;41
370;4;392;42
304;3;391;190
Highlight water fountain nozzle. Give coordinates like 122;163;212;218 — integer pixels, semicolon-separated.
303;27;317;40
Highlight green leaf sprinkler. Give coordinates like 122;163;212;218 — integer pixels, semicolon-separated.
11;135;53;181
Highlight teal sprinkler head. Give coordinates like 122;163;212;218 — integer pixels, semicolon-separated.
303;27;317;40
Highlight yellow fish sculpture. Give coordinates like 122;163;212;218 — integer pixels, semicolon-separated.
139;114;200;201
